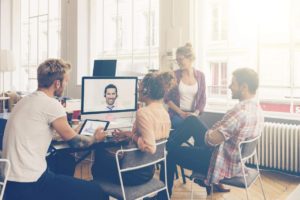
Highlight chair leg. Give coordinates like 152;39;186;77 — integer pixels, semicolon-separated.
210;184;213;200
165;187;170;200
258;175;267;200
155;163;160;170
190;178;194;200
180;166;187;184
175;167;179;179
245;187;250;200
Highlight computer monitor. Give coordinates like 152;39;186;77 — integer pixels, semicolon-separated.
93;60;117;77
81;76;138;115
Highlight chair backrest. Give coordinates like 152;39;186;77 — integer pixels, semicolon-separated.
115;140;167;200
116;140;166;172
239;135;260;162
0;159;10;200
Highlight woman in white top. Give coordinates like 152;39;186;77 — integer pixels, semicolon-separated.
164;43;206;129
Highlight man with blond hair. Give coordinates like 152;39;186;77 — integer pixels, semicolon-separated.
3;59;106;200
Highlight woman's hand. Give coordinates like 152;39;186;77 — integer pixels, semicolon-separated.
137;137;147;151
179;110;193;119
113;129;133;139
94;127;106;142
192;109;200;116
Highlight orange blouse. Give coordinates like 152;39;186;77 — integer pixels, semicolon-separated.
134;102;171;153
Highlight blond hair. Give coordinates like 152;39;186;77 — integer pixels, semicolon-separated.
37;59;71;88
176;42;195;61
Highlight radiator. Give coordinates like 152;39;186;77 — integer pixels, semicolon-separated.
248;122;300;174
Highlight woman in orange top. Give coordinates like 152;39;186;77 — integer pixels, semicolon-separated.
91;72;172;197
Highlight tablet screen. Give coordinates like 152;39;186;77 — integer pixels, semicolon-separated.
79;119;109;136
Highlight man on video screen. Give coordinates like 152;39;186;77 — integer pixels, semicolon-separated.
104;84;118;111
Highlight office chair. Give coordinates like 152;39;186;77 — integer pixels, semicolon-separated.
95;140;170;200
190;135;266;200
0;159;10;200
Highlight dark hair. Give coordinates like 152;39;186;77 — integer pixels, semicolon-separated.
159;71;176;91
141;73;166;100
233;68;259;94
37;59;71;88
104;84;118;96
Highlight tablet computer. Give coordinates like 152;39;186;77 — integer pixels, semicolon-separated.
79;119;110;136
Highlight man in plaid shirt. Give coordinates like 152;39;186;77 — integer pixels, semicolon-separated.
162;68;264;198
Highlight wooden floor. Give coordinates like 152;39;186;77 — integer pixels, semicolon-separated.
75;159;300;200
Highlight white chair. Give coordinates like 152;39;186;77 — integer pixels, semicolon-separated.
96;140;170;200
0;158;10;200
190;135;266;200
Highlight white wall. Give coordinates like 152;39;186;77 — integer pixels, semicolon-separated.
159;0;195;71
61;0;79;98
0;0;20;92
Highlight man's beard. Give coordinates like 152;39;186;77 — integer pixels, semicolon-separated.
107;99;115;105
231;90;242;100
54;88;63;97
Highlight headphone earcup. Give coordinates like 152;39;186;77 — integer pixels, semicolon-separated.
142;88;148;96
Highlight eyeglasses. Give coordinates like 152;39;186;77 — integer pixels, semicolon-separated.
176;56;185;62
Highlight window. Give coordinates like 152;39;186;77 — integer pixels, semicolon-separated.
20;0;61;91
210;1;228;41
198;0;300;115
209;62;227;97
88;0;159;83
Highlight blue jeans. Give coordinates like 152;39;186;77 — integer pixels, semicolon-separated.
159;116;213;198
170;114;184;129
5;169;104;200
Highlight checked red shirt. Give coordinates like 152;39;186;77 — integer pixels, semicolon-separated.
205;98;264;184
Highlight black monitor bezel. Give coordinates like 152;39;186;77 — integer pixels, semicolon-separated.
81;76;138;115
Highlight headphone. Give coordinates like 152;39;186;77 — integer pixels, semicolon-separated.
141;78;152;97
142;87;149;96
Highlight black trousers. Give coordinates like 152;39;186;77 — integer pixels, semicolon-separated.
160;116;213;198
4;170;104;200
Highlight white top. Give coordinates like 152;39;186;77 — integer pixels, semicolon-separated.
3;91;66;182
179;81;198;111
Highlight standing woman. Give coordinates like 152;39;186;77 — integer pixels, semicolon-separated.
165;43;206;129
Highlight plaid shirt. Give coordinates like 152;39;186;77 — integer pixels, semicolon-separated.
205;99;264;184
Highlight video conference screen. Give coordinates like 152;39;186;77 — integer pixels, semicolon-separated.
81;77;138;114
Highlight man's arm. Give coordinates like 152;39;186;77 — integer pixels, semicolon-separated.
205;130;226;147
206;106;243;146
51;116;105;148
67;135;95;148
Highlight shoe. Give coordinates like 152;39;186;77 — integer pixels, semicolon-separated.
194;179;211;195
194;179;230;195
212;184;230;193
